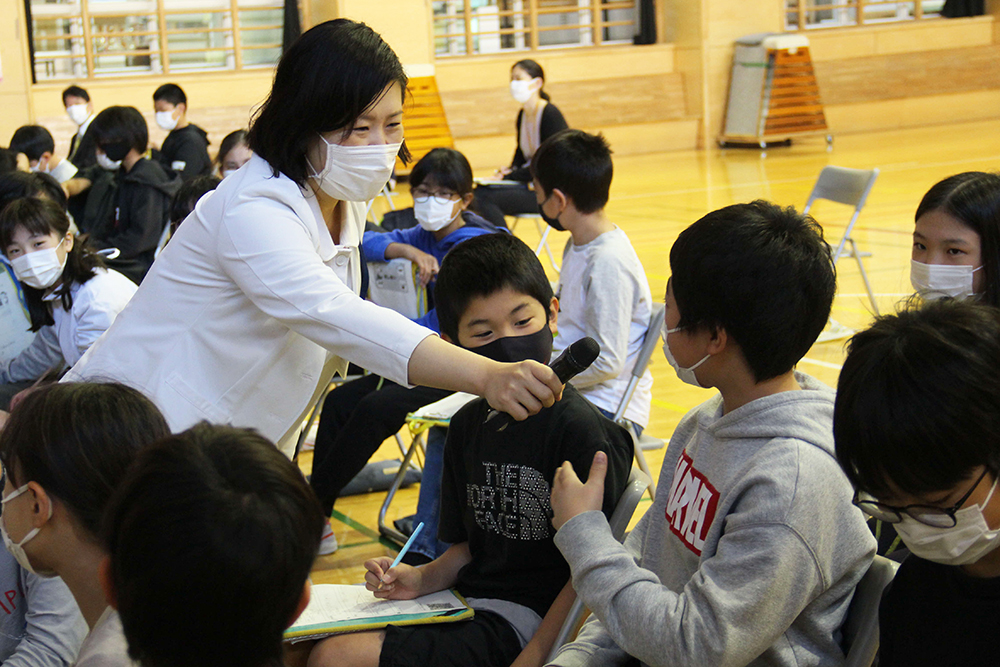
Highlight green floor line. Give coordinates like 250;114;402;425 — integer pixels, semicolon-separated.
330;510;383;542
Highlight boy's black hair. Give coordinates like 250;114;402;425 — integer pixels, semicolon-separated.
915;171;1000;308
216;129;248;167
531;129;612;214
61;85;90;104
170;174;221;226
0;171;68;214
248;19;410;187
434;233;553;342
0;382;169;538
0;197;104;330
9;126;55;162
152;83;187;107
410;147;474;197
90;106;149;154
512;59;551;101
835;299;1000;498
670;200;835;382
104;422;324;667
0;148;17;175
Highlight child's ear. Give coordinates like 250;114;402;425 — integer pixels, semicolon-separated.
548;296;559;332
98;555;118;609
440;332;453;344
706;325;727;354
460;193;474;210
26;482;53;529
64;232;74;253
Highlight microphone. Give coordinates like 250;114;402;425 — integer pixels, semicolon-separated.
485;337;601;431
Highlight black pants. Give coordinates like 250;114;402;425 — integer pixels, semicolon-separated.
309;374;451;516
473;184;539;228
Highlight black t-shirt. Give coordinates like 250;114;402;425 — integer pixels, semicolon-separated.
159;124;212;182
439;385;634;617
879;554;1000;666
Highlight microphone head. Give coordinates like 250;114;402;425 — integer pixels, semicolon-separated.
567;337;600;371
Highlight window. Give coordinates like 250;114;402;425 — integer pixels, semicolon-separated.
29;0;285;81
785;0;947;30
432;0;638;57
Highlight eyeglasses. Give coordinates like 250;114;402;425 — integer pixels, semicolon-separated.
412;189;458;205
853;468;990;528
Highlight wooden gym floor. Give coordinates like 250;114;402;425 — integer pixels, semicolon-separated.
298;118;1000;586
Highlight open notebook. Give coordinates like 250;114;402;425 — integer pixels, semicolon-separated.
285;585;473;642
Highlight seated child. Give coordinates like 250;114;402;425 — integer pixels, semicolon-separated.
833;298;1000;667
0;382;170;666
153;83;212;182
909;171;1000;305
9;125;78;185
0;198;136;409
309;147;505;553
102;422;323;667
308;232;634;667
168;174;221;236
532;130;653;433
547;201;876;667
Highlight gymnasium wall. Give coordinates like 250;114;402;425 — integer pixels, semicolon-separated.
0;0;998;167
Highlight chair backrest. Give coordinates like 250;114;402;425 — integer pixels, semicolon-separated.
802;166;879;264
612;302;665;423
545;467;651;662
842;555;899;667
367;258;427;321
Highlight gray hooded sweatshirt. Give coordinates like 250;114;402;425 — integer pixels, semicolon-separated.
549;373;876;667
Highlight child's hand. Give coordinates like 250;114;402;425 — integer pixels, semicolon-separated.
551;451;607;531
407;248;440;287
494;166;512;178
364;557;423;600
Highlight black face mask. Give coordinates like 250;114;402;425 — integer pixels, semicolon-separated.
101;141;131;162
467;325;553;365
539;193;565;232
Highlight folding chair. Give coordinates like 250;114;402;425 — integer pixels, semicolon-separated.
512;213;561;274
545;467;652;662
842;555;899;667
378;391;479;544
366;182;397;222
803;166;880;321
612;303;666;500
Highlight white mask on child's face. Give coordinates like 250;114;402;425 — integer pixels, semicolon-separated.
66;103;90;127
1;484;55;578
155;110;179;132
10;238;67;290
414;196;460;232
910;259;982;300
661;320;710;388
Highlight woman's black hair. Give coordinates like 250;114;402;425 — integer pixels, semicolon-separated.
512;59;551;101
915;171;1000;308
216;129;248;167
0;197;104;331
835;298;1000;498
409;148;474;197
0;382;169;538
247;19;410;187
90;106;149;154
0;171;67;214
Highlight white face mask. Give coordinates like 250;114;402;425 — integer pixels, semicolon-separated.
11;238;67;290
1;484;55;577
910;259;981;300
510;79;538;104
66;103;90;127
414;196;460;232
221;169;238;179
155;110;179;132
96;152;122;171
309;135;402;203
894;476;1000;565
661;320;710;388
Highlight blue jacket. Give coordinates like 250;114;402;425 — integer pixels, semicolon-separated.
363;210;506;332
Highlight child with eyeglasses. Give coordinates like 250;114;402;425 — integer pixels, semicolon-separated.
834;298;1000;667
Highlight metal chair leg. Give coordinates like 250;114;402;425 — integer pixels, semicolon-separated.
533;218;561;274
633;436;656;501
378;431;426;545
851;238;880;316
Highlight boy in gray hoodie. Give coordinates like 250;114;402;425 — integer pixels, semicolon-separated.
547;200;876;667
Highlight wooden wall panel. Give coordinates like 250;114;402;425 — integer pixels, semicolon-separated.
815;44;1000;105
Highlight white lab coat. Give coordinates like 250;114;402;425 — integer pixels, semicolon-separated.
66;154;433;456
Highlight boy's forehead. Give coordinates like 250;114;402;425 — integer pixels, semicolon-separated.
459;288;542;327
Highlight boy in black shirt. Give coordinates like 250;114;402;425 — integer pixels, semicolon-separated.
153;83;212;182
307;233;633;667
834;299;1000;667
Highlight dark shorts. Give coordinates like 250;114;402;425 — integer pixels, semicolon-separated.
378;610;522;667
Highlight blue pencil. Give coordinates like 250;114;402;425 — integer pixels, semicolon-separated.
390;522;425;570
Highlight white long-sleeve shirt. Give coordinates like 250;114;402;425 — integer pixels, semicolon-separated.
552;227;653;427
66;154;434;456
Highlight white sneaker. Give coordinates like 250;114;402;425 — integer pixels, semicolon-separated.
318;520;338;555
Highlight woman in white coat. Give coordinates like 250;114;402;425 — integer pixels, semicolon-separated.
65;19;561;459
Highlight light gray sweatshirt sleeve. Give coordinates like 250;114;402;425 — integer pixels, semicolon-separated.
3;570;86;667
551;510;829;667
0;326;63;384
